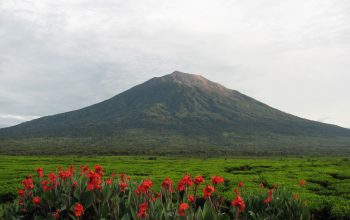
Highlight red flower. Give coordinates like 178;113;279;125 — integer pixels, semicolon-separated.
238;181;244;187
263;189;273;204
120;181;127;192
188;195;195;203
161;177;173;191
177;180;185;192
72;181;78;189
299;179;306;187
41;180;53;192
69;165;75;174
86;170;102;191
32;196;41;205
18;189;24;197
263;196;272;204
94;164;104;176
203;185;215;198
80;165;89;175
36;167;44;178
137;202;147;218
177;175;192;192
182;175;192;186
48;172;57;182
120;173;126;182
105;178;112;185
211;176;224;185
59;169;72;180
268;189;273;196
74;203;84;217
231;195;246;212
22;177;34;190
137;179;153;194
194;176;205;185
178;202;190;216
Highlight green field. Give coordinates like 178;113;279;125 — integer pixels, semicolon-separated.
1;156;350;219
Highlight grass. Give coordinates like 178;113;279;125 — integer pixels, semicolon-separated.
0;156;350;218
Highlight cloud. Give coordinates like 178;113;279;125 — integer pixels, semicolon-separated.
0;114;39;128
0;0;349;128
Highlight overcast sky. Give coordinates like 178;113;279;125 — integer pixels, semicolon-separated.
0;0;349;129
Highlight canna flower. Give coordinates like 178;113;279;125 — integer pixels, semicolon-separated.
231;195;246;212
299;179;306;187
194;175;205;185
178;202;190;216
18;189;24;197
86;171;102;191
162;177;173;191
263;189;273;204
137;202;148;218
36;167;44;178
263;196;273;204
74;203;84;217
119;181;127;192
72;181;78;189
59;169;72;180
182;175;192;186
105;178;112;185
94;164;104;176
48;172;57;183
80;165;89;175
22;177;34;190
211;176;224;185
32;196;41;205
188;195;195;203
41;180;52;192
120;173;126;182
69;165;75;174
238;181;244;187
203;185;215;198
136;179;153;194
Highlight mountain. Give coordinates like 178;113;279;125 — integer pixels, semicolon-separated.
1;71;350;156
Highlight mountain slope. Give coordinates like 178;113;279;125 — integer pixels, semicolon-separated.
1;71;350;155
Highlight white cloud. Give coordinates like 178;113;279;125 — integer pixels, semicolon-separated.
0;0;349;128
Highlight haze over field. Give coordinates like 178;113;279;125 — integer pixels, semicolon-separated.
1;0;350;129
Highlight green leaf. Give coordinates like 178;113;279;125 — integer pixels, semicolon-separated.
121;213;130;220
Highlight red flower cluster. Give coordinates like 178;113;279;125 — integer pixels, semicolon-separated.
137;202;148;218
86;170;103;191
178;202;190;216
263;189;273;204
194;175;205;185
32;196;41;205
136;179;153;194
203;185;215;198
231;193;245;213
211;175;224;185
59;169;72;180
36;167;44;178
177;175;192;192
74;203;84;217
22;177;34;190
161;177;173;192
